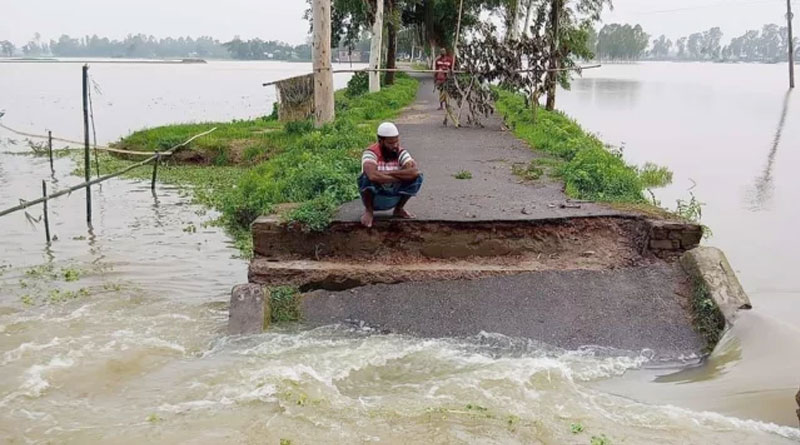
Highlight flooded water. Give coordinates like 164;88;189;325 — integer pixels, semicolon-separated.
558;61;800;428
1;60;798;443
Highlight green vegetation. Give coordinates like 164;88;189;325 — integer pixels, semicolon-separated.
511;161;544;181
114;117;283;165
591;435;613;445
676;192;712;238
570;422;584;434
62;267;81;282
453;170;473;180
691;281;726;352
269;286;302;323
495;88;670;205
106;74;418;252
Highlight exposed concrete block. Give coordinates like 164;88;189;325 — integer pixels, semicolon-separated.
650;239;679;250
679;247;752;324
228;284;270;335
796;387;800;427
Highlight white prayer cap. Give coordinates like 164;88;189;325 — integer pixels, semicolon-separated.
377;122;400;138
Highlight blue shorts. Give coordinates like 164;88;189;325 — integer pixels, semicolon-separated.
358;173;424;211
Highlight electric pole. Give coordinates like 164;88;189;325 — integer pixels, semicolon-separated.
369;0;384;92
788;0;795;88
312;0;335;125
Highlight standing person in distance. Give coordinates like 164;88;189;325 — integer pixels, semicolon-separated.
434;48;455;110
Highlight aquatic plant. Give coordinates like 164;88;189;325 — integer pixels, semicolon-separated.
453;170;473;180
269;286;301;323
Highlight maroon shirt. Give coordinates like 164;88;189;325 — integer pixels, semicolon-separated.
434;55;454;83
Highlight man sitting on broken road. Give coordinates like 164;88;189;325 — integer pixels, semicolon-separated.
358;122;423;228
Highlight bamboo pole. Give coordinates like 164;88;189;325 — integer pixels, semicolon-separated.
0;127;217;219
454;0;464;63
42;180;51;244
262;65;601;87
82;64;92;224
47;130;54;173
151;152;160;191
788;0;795;88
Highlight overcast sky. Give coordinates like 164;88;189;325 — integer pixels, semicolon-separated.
3;0;795;46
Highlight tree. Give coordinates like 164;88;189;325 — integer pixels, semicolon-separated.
676;37;686;59
596;23;648;61
0;40;15;57
701;27;723;60
686;32;702;59
650;34;672;59
544;0;611;110
22;33;48;56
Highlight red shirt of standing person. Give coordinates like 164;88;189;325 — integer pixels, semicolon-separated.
434;48;454;110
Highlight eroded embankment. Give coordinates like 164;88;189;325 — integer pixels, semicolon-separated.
249;215;701;291
243;214;715;358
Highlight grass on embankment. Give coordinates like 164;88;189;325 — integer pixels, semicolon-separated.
494;89;673;206
106;74;419;253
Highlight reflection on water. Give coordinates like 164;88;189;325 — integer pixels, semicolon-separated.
747;89;792;212
571;77;643;109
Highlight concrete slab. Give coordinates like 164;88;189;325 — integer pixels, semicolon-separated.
302;264;706;359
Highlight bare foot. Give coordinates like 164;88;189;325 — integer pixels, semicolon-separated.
393;208;416;219
360;211;374;228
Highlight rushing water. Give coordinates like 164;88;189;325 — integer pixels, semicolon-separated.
1;60;798;443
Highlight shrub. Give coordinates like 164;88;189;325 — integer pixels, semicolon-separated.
346;72;369;97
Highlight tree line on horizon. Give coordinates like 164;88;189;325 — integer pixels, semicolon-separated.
593;23;799;63
0;33;317;60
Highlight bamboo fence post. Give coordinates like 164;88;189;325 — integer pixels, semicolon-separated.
47;130;54;174
82;64;92;224
42;180;51;244
151;152;160;191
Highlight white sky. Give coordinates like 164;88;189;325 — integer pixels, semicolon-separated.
2;0;796;46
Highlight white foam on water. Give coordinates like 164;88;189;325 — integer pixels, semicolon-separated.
1;337;62;365
157;397;235;414
1;355;76;407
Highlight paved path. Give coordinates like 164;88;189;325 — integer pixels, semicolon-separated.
311;76;706;358
336;76;623;222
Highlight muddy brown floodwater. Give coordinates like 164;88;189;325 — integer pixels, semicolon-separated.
0;60;798;443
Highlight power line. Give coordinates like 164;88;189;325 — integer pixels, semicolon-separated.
629;0;791;16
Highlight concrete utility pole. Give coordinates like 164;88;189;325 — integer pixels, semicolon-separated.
508;0;520;41
312;0;335;125
545;0;561;111
369;0;384;92
788;0;795;88
523;0;535;37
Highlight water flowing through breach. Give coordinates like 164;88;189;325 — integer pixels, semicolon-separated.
1;302;798;444
1;61;799;443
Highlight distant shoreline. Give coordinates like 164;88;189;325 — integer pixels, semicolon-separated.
0;58;209;64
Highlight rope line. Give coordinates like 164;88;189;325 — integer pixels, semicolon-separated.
0;127;217;219
263;65;602;86
1;121;164;156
